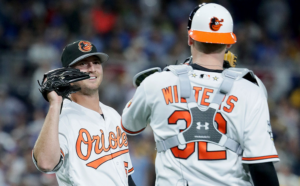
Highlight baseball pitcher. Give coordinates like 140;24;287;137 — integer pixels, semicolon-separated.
32;40;135;186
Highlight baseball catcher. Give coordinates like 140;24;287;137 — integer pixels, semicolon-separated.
123;3;279;186
38;67;90;102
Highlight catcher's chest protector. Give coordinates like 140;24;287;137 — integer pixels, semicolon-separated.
156;65;246;156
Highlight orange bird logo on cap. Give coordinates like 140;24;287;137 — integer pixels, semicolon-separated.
78;41;93;52
209;17;224;31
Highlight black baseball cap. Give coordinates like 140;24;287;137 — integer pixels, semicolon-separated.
61;40;109;67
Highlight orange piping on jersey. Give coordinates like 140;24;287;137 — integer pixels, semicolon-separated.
162;86;173;105
60;149;65;157
223;95;238;113
127;101;132;108
128;167;134;173
124;161;128;176
173;86;179;103
201;88;214;106
193;87;202;102
121;120;146;134
86;149;129;169
242;155;279;161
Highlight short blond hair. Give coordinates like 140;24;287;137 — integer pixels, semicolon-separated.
193;40;226;54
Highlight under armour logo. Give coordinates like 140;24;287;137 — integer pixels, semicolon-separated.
196;122;209;130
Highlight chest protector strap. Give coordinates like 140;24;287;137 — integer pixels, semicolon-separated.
156;65;243;156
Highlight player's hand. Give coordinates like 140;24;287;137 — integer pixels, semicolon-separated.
47;91;63;106
38;67;89;102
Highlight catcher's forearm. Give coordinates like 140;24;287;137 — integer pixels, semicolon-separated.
33;103;61;171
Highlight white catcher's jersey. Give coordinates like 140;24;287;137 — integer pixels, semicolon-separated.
33;99;134;186
122;65;279;186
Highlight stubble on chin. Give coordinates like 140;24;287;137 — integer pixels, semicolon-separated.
80;86;99;95
72;81;100;96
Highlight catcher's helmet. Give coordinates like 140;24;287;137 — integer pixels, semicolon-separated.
187;3;236;44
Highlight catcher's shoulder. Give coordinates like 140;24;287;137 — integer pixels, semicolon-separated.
229;67;268;98
142;70;177;85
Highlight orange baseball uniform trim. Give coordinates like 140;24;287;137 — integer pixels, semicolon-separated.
121;120;146;134
87;149;129;169
242;155;279;161
60;149;65;157
128;167;134;173
127;99;133;108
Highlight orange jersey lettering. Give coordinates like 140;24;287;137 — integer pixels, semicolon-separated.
223;95;238;113
201;88;214;106
162;86;173;105
76;126;128;168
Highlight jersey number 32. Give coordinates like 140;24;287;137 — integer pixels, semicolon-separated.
168;110;227;160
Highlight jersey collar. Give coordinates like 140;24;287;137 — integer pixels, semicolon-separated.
190;63;223;73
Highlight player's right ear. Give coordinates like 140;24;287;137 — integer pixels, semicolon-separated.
226;44;232;49
188;36;194;46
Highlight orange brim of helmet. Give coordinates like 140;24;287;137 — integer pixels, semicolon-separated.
188;30;237;44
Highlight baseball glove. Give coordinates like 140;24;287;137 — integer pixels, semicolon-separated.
223;50;237;68
38;67;90;102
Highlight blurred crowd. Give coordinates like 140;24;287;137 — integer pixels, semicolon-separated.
0;0;299;185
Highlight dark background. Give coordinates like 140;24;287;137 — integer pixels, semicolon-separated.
0;0;299;185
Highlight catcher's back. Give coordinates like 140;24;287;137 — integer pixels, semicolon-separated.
122;67;279;186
